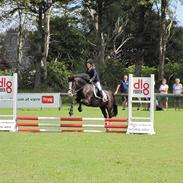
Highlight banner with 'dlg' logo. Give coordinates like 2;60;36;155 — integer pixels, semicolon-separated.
0;76;14;96
132;77;152;97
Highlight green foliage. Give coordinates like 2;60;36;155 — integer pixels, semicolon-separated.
127;65;157;76
49;16;89;72
18;69;35;89
164;61;183;88
121;0;160;67
102;60;157;89
103;60;157;90
102;59;128;90
167;26;183;61
47;61;71;91
0;70;13;76
137;0;154;5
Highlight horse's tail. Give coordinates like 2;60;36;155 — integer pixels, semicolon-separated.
112;94;118;117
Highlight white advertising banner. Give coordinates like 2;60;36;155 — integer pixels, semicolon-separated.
127;122;154;134
0;93;61;108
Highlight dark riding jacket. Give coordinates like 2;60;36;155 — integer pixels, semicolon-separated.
119;80;129;93
86;67;100;83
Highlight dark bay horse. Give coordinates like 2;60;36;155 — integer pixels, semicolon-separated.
68;74;118;118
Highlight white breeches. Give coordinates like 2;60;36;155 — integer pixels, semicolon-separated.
95;81;102;91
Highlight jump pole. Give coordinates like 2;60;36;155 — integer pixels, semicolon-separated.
16;116;128;122
16;117;128;134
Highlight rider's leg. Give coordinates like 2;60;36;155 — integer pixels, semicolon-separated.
95;81;107;102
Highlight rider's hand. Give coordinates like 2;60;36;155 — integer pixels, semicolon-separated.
68;90;73;96
89;79;93;83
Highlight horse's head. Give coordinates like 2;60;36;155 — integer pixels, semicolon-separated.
68;74;90;96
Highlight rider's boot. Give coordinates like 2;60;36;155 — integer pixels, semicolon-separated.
99;90;107;102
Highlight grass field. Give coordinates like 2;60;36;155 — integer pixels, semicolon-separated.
0;106;183;183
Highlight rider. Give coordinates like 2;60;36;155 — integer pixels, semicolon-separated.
86;59;107;102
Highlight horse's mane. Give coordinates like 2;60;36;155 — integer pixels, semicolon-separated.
69;73;90;82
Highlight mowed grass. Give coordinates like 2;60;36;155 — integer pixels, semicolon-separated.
0;106;183;183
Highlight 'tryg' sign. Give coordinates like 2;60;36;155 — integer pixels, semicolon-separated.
132;77;152;97
42;96;54;104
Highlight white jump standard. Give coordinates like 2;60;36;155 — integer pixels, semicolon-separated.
127;74;155;135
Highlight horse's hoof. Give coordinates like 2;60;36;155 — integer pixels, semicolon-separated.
78;107;82;112
69;111;74;116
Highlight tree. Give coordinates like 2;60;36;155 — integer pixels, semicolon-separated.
0;0;28;73
28;0;69;88
27;0;53;88
82;0;131;74
113;0;158;76
49;16;88;71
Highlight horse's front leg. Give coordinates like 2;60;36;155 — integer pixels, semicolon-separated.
69;99;75;116
100;106;108;118
76;95;83;112
78;102;83;112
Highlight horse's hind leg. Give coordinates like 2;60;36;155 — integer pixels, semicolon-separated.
105;106;114;132
100;106;108;118
100;106;112;132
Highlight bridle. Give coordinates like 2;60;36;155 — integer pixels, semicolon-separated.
68;78;85;96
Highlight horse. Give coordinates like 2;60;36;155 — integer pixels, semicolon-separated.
68;73;118;118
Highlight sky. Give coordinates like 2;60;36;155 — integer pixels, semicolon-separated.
174;1;183;26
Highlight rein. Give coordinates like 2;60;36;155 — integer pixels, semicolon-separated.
73;85;85;95
70;81;87;96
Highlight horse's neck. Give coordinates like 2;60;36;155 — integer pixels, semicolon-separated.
76;78;89;90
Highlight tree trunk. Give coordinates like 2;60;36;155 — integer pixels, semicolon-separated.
95;33;105;73
159;0;168;81
94;0;105;73
34;3;43;88
86;0;106;74
134;4;146;77
135;51;144;77
16;4;24;75
41;6;51;81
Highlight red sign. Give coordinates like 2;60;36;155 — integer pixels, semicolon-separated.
133;79;150;96
42;96;54;104
0;77;13;93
